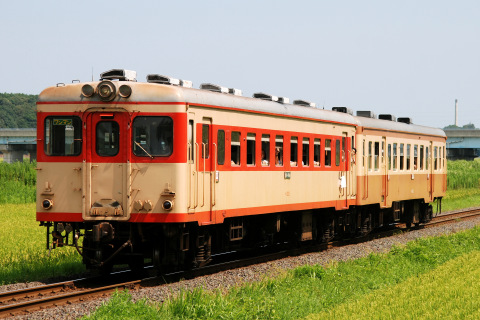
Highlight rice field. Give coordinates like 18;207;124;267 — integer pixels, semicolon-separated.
0;203;84;285
0;160;36;203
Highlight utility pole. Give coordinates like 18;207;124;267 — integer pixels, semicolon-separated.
455;99;458;127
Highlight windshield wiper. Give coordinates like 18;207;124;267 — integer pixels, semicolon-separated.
134;141;154;159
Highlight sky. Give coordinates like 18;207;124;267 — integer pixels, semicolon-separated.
1;1;479;129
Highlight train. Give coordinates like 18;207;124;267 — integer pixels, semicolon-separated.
36;69;447;273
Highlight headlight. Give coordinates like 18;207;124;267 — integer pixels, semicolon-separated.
42;199;53;210
119;84;132;98
97;81;116;101
81;84;95;97
162;200;173;211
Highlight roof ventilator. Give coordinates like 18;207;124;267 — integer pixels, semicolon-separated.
147;74;192;88
356;111;376;119
200;83;229;93
294;100;316;108
253;92;279;102
229;88;243;96
332;107;353;115
100;69;137;81
397;117;412;124
379;114;396;121
278;97;290;104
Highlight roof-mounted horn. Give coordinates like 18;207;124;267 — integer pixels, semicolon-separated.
100;69;137;81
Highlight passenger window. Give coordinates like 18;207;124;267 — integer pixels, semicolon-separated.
202;124;209;159
393;143;397;170
290;136;298;166
132;116;173;157
420;145;424;170
325;139;332;166
362;140;365;168
335;140;340;166
44;116;82;156
406;144;411;170
217;130;225;165
302;138;310;166
247;133;256;166
434;147;438;170
188;120;194;163
368;141;372;171
399;144;404;171
388;144;391;170
231;131;241;166
261;134;270;166
275;135;284;166
96;121;119;157
425;146;429;170
314;138;321;167
374;141;379;171
343;137;347;163
413;145;418;170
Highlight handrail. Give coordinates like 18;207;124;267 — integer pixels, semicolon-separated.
212;143;217;207
202;143;206;207
194;143;199;208
187;142;192;209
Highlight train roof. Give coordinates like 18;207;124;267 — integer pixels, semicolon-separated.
39;77;445;138
355;116;446;138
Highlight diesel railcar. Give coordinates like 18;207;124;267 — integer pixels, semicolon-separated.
36;69;446;273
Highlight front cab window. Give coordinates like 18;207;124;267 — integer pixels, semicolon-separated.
44;116;82;156
132;116;173;157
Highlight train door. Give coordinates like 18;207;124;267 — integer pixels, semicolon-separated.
83;111;130;220
337;133;348;209
197;117;215;224
382;137;388;207
429;141;434;201
187;113;196;213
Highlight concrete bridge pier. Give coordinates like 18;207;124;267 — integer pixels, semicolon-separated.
0;145;25;162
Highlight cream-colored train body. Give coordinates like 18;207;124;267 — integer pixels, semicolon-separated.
36;70;446;272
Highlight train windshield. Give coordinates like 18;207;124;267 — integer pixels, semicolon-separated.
44;116;82;156
132;116;173;157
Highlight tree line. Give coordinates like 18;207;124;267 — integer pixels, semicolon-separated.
0;93;37;128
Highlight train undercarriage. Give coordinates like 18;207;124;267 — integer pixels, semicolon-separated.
45;198;439;274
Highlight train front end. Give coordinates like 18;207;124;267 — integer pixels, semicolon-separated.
36;70;191;273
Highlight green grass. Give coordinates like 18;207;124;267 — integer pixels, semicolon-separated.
306;250;480;320
84;227;480;320
0;160;36;203
447;159;480;190
442;187;480;212
0;203;84;285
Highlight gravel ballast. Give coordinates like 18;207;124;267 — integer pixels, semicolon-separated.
7;215;480;320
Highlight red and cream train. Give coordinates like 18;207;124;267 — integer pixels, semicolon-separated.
36;69;447;272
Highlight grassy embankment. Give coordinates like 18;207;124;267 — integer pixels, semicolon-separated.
85;227;480;319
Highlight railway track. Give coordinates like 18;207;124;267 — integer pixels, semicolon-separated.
2;208;480;318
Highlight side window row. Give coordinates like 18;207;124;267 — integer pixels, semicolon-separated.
215;130;343;168
384;142;445;171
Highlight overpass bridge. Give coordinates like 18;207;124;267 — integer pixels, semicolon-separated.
0;128;36;163
444;128;480;160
